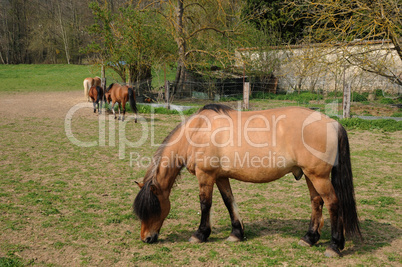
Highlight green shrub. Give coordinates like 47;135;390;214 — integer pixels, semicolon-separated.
327;91;343;97
352;92;367;102
375;89;383;97
251;92;276;100
391;112;402;117
251;91;322;103
325;98;342;104
379;98;395;104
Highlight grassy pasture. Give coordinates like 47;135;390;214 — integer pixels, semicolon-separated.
0;64;401;266
0;64;174;93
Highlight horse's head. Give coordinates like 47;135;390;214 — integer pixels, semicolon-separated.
104;91;111;102
104;83;114;101
133;180;170;243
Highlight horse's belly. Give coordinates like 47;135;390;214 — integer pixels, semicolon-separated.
222;165;292;183
215;150;294;182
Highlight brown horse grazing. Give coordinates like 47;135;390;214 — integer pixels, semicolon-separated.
83;77;101;102
88;85;104;114
105;83;138;123
133;104;361;257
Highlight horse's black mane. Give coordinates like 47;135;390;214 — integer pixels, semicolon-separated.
199;104;233;115
106;83;114;93
133;180;161;221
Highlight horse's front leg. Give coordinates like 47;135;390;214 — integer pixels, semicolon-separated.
216;177;244;242
109;101;116;118
189;170;215;243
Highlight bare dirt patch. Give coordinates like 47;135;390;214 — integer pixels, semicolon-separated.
0;91;93;119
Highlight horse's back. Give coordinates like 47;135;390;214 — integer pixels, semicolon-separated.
83;77;93;87
93;77;101;87
88;86;97;99
108;84;129;102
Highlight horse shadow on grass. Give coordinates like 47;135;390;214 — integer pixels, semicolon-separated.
160;218;401;256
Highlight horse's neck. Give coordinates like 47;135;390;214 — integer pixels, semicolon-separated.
154;142;186;195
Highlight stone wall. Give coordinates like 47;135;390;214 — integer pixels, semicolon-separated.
236;41;402;95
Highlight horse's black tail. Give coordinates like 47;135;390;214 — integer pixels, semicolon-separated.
331;125;362;238
128;87;138;122
95;86;102;104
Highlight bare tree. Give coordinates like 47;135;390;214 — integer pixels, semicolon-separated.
285;0;402;86
143;0;249;92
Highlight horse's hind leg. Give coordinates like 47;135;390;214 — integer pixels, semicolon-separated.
118;103;122;120
306;175;345;257
122;102;126;121
216;177;244;242
299;176;324;247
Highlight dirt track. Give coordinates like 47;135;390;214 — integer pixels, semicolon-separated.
0;91;89;119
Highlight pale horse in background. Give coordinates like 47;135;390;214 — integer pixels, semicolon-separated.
83;77;101;102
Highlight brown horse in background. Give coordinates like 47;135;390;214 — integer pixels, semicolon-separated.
133;104;361;257
83;77;101;102
88;85;104;114
105;83;138;123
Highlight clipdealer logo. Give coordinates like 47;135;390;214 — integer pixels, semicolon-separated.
65;102;341;165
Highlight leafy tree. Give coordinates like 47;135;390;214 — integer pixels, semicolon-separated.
85;2;175;84
115;7;176;84
144;0;253;92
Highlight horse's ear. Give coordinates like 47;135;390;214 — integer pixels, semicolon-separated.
135;181;144;189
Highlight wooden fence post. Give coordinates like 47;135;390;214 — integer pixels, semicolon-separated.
243;82;250;110
165;64;170;110
101;64;106;91
343;82;351;118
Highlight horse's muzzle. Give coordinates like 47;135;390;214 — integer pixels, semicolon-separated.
143;234;158;244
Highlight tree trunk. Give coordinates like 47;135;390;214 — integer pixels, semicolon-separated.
58;3;70;64
174;0;186;94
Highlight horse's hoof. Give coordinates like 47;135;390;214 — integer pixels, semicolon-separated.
324;247;342;258
298;239;312;247
188;236;202;243
226;235;242;242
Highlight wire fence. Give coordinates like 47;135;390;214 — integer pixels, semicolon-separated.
107;74;401;103
128;78;279;102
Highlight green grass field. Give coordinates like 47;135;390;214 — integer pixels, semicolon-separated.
0;64;401;266
0;64;96;92
0;64;176;93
